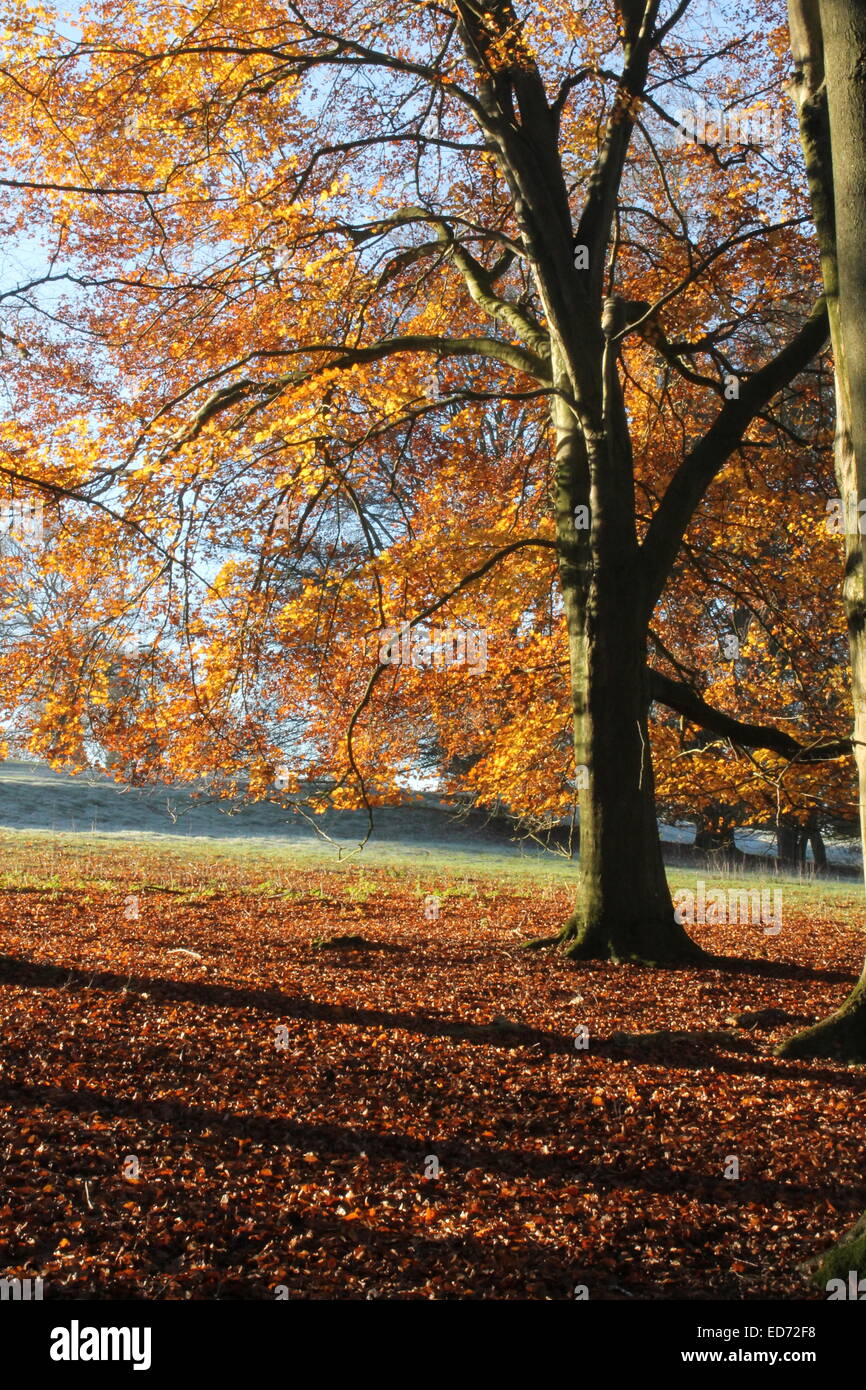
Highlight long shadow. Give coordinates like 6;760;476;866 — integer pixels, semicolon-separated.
698;952;856;986
591;1033;866;1087
4;951;865;1083
29;1209;593;1300
2;1076;862;1215
0;952;574;1053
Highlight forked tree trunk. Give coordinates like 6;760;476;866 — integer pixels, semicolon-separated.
551;349;700;962
459;0;810;967
780;0;866;1060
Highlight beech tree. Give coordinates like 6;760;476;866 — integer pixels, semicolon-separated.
0;0;854;961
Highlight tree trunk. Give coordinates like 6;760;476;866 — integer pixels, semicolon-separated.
813;1210;866;1290
563;601;696;961
459;0;802;967
780;0;866;1060
777;820;806;868
805;811;827;873
778;963;866;1060
824;0;866;890
808;827;828;873
551;347;700;963
695;808;738;857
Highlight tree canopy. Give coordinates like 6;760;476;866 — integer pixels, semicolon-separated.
0;0;855;951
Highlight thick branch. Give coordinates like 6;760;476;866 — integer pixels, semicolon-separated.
361;208;547;352
150;332;550;454
648;667;851;762
640;299;830;617
575;1;663;296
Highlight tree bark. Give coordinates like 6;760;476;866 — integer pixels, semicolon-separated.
461;2;700;964
780;0;866;1060
813;1210;866;1290
550;336;700;962
563;547;695;961
777;820;806;869
806;813;828;873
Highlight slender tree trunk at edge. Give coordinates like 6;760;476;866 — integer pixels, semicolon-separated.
780;0;866;1061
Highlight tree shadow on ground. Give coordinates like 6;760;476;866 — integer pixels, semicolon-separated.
698;951;855;986
0;952;572;1052
1;1076;862;1218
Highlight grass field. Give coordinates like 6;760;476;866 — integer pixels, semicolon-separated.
1;826;864;1299
0;823;861;902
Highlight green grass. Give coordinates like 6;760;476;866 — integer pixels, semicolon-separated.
0;824;574;894
0;825;861;919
